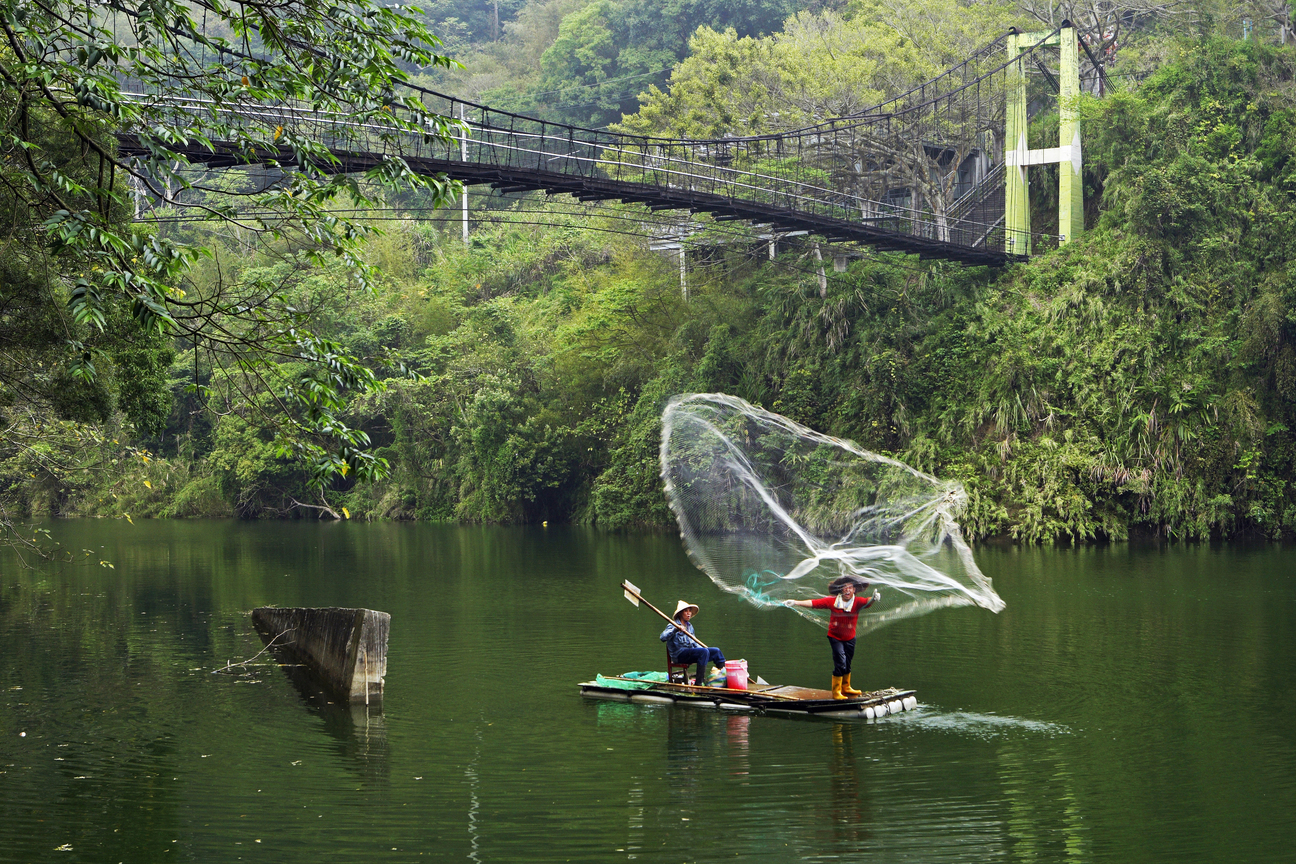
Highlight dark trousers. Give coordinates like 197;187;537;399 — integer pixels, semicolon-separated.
829;636;855;677
674;646;725;684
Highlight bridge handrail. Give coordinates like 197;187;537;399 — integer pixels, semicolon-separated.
112;24;1064;191
835;28;1061;126
102;1;1027;147
124;92;950;230
393;31;1054;146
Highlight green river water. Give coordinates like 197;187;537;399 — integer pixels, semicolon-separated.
1;520;1293;862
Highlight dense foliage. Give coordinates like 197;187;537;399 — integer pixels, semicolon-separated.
8;0;1296;544
0;0;463;550
422;0;819;126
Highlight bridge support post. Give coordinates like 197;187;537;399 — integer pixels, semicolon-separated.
459;104;470;245
679;246;688;301
1004;25;1085;257
1005;32;1031;256
1058;24;1084;245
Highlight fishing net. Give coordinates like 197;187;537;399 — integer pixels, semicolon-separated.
659;393;1004;635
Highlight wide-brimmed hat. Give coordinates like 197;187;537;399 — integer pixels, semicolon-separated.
673;600;700;618
829;575;870;595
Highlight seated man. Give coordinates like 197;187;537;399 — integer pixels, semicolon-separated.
660;600;725;686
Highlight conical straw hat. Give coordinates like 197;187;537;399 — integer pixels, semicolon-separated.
673;600;699;618
829;574;869;595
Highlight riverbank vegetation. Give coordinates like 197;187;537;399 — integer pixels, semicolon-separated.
5;0;1296;542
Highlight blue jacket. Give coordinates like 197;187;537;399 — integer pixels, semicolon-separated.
660;621;699;660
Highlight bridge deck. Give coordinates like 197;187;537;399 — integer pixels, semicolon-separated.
117;134;1021;267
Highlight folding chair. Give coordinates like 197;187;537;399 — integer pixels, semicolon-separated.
666;649;694;684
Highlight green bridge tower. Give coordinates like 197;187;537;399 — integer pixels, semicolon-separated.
1005;22;1084;255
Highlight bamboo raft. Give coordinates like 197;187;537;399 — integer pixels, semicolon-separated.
579;676;917;720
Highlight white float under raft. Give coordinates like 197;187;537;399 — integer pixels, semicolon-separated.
579;674;916;720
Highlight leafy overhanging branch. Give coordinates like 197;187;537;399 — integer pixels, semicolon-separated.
0;0;461;495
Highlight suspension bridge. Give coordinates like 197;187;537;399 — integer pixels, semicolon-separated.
116;24;1101;268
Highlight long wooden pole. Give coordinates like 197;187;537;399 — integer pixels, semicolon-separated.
621;580;708;649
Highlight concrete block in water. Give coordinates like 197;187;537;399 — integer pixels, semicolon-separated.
251;607;389;705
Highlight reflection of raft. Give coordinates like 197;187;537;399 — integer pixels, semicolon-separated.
579;675;918;720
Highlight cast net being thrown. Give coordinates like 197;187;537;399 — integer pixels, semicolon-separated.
660;393;1004;635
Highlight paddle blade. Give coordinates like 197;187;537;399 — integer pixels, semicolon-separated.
622;580;641;607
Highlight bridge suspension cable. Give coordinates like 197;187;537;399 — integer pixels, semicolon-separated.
108;5;1091;266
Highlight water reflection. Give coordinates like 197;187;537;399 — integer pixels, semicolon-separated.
259;639;390;785
321;703;388;783
996;740;1091;861
464;724;484;864
663;710;757;814
726;713;751;780
825;723;871;843
624;778;646;859
665;708;711;809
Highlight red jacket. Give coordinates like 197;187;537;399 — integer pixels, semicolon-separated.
810;594;874;641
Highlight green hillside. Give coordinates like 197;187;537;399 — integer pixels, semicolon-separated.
5;1;1296;542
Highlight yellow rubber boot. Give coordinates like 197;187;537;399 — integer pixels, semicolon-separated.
831;675;846;700
841;672;863;697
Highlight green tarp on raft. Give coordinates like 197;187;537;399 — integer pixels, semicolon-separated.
594;671;668;690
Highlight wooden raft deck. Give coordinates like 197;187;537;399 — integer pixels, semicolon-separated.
579;677;918;719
